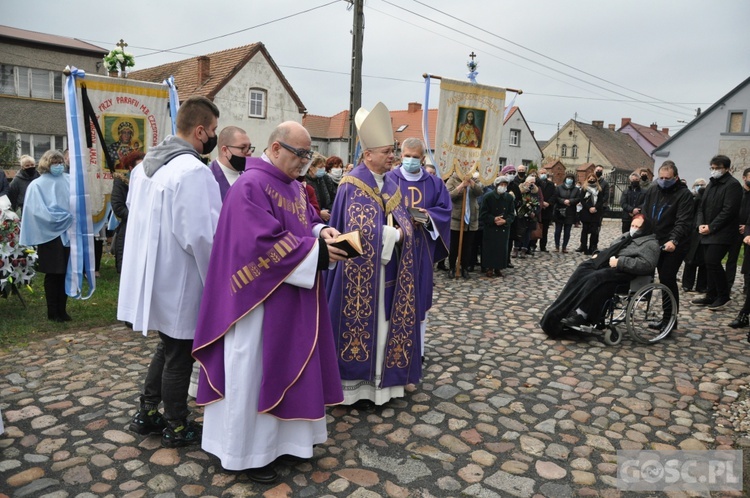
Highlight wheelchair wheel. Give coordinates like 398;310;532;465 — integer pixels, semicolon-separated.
603;326;622;346
626;283;676;344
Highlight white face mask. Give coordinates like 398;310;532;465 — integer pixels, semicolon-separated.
496;186;507;194
629;227;640;237
401;157;422;173
506;173;516;180
710;168;724;179
539;174;547;180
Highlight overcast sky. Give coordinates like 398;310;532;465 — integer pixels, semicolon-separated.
4;0;749;140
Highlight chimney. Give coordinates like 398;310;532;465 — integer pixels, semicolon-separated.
621;117;631;128
662;127;669;135
407;102;422;113
197;56;210;85
650;123;658;130
608;124;616;131
592;120;604;129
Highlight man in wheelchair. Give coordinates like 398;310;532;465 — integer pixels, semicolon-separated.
541;215;661;337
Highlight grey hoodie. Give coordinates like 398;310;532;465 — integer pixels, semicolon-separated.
142;135;202;177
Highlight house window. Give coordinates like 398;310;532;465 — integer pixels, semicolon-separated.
17;133;66;161
728;111;746;134
571;144;578;158
509;129;520;146
498;157;507;167
522;160;531;167
0;64;62;100
561;144;567;157
248;88;266;118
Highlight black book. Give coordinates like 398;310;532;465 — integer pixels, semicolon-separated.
330;230;363;258
408;207;429;225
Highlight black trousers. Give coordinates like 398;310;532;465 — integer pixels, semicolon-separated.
449;229;475;271
656;243;689;317
725;236;742;291
43;273;68;320
579;222;600;252
682;263;707;292
703;244;731;302
142;332;196;422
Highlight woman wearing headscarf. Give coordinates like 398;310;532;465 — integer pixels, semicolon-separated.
479;176;516;277
540;214;661;337
576;173;606;255
19;150;73;322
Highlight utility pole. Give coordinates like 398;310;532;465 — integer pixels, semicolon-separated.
348;0;364;165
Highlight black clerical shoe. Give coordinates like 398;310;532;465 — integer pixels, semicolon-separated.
561;313;587;328
276;454;309;465
245;464;278;484
461;269;470;279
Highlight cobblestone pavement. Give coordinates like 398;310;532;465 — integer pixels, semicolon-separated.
1;220;749;497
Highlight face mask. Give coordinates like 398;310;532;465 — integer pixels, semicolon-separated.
200;130;218;155
329;167;343;179
539;174;547;180
595;170;603;178
657;178;677;189
517;172;526;180
641;174;649;182
401;157;422;173
506;172;516;180
496;186;507;194
565;179;573;187
631;181;640;188
745;180;750;188
694;185;704;192
315;168;326;178
228;153;246;172
710;168;724;179
587;180;596;185
629;227;640;237
50;164;65;176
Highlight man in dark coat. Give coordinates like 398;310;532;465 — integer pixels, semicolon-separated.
8;155;40;212
480;176;516;276
534;167;556;252
639;160;694;329
692;155;743;310
620;171;644;234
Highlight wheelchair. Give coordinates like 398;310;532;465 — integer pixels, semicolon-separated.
565;274;677;346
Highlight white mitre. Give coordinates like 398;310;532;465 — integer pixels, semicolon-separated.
355;102;394;150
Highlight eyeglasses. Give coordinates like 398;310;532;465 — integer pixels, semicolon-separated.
226;144;255;155
278;141;314;160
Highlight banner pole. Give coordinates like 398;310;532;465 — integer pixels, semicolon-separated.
422;73;523;95
455;189;467;278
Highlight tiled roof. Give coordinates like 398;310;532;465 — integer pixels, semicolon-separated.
503;106;518;124
390;105;438;150
576;121;654;171
621;121;670;147
129;43;305;112
303;110;349;140
0;25;106;54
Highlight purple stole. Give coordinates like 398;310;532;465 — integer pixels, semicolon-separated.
386;168;452;320
325;164;421;388
209;160;230;201
193;157;343;419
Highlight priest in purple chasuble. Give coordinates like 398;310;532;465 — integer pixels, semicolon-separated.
385;137;451;358
325;102;422;406
192;122;346;482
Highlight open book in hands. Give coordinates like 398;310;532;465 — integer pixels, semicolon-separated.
330;230;363;258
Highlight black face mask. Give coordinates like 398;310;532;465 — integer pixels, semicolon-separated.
517;172;526;180
745;180;750;188
201;131;218;155
595;170;603;178
228;153;246;172
631;181;640;188
588;181;596;185
640;174;649;182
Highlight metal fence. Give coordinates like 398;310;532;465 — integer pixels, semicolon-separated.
602;169;634;218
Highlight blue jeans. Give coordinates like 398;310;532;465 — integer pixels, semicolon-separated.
554;222;572;249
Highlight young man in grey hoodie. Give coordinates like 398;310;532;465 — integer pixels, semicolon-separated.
118;96;222;448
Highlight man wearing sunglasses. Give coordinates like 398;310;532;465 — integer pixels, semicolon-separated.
193;121;347;484
208;126;254;201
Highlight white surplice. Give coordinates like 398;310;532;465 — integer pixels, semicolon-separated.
117;156;221;339
201;236;329;471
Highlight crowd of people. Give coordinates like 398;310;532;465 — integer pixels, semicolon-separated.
3;93;749;483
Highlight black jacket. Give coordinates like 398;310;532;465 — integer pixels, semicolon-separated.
306;173;337;211
550;184;581;224
537;178;556;222
0;172;9;198
697;172;743;245
597;176;611;211
639;180;694;246
620;184;644;220
8;168;40;211
579;185;605;223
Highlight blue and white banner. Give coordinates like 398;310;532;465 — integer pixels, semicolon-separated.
63;69;176;298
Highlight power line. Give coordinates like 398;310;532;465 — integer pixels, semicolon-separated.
378;0;691;120
408;0;695;114
136;1;343;58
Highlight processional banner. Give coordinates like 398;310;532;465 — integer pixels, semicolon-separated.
64;69;177;297
434;78;505;184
